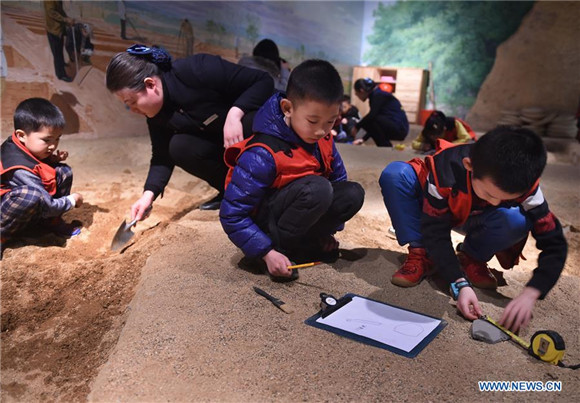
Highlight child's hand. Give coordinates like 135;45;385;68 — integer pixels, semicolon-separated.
54;150;69;162
353;139;364;146
331;129;338;137
262;249;292;278
341;117;348;125
71;193;83;207
499;286;540;332
456;286;482;320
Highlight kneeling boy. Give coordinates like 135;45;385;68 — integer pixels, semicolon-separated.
379;127;566;331
1;98;83;245
220;60;365;280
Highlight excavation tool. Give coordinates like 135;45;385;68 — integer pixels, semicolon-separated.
110;207;151;251
253;286;293;314
472;316;578;369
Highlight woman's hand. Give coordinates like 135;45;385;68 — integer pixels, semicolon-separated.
353;139;364;146
499;286;540;332
131;191;154;222
262;249;292;278
223;106;245;147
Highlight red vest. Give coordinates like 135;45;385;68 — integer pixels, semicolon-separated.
0;132;57;197
442;118;477;142
408;140;472;226
224;133;335;190
408;139;539;227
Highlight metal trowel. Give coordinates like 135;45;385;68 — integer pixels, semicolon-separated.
111;217;139;251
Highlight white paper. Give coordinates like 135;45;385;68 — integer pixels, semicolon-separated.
316;296;442;353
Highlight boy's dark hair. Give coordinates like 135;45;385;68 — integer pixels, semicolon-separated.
286;59;343;105
470;126;547;194
106;45;171;92
13;98;65;133
342;94;351;103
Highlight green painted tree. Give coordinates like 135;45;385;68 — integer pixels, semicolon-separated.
365;1;534;116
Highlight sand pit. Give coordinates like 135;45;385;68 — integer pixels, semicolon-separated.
1;138;579;402
1;4;579;402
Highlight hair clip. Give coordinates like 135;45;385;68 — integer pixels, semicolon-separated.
126;44;153;55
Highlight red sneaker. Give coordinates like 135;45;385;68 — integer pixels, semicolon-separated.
391;247;433;287
457;251;497;289
495;236;527;270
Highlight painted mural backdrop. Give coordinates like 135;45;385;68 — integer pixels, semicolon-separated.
364;1;534;116
116;1;364;66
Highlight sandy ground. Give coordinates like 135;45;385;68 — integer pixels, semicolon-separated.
1;135;579;402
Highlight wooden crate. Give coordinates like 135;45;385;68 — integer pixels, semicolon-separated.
351;66;429;124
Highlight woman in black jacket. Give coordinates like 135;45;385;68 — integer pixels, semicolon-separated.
351;78;409;147
106;45;274;218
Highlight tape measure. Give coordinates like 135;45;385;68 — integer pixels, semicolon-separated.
483;316;578;369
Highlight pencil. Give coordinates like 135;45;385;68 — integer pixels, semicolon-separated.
287;261;322;270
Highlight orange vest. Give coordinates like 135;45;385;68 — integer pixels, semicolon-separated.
408;139;539;227
442;118;477;142
0;132;57;197
224;133;335;190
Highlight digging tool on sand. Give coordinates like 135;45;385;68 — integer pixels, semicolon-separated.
111;207;151;251
110;217;139;251
253;286;294;314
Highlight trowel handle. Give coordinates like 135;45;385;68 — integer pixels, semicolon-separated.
130;205;153;227
126;218;139;228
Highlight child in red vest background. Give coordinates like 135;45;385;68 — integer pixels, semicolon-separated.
379;127;567;332
220;60;365;281
412;110;477;153
1;98;83;246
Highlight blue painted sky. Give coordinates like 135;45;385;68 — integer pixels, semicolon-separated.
128;1;365;64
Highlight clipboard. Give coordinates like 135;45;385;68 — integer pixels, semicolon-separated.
305;293;447;358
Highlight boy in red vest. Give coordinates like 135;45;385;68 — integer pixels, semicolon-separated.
1;98;83;246
379;127;567;331
220;60;365;281
412;110;477;153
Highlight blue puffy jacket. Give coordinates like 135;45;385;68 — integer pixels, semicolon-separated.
219;93;347;258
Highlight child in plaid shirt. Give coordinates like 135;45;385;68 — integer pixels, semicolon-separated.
1;98;83;246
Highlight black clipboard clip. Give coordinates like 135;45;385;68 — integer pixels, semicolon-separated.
319;292;352;318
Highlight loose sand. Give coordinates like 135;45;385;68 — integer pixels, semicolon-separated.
1;137;579;402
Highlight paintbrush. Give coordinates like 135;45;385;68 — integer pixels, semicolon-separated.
253;286;294;314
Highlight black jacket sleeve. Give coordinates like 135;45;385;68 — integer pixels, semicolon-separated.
173;54;274;113
143;119;175;198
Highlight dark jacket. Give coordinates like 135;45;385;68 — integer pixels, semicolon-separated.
357;87;409;139
411;141;567;298
144;54;274;197
219;93;347;258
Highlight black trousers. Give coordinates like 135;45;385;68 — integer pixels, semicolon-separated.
254;176;365;253
361;117;407;147
47;32;67;79
167;110;256;194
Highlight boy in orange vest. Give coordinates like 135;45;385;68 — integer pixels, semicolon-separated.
1;98;83;246
220;60;365;281
379;127;566;331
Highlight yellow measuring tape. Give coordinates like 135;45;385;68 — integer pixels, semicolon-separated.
483;316;577;368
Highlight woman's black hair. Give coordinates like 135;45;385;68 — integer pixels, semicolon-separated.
354;77;376;92
253;39;281;69
106;44;172;92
